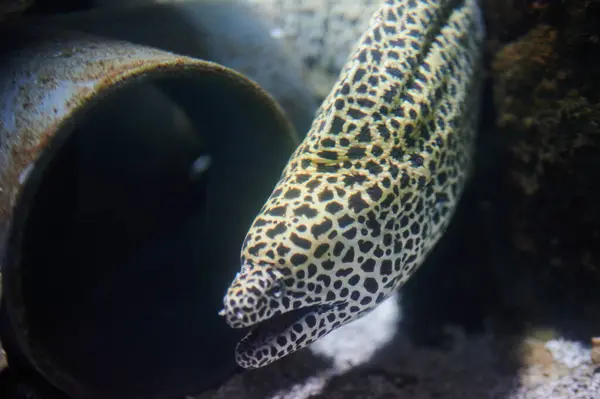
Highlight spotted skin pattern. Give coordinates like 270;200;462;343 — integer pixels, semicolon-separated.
220;0;485;369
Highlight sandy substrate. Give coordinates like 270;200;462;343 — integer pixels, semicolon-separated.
197;294;600;399
0;294;597;398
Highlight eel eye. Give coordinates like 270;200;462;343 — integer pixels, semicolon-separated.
267;280;285;298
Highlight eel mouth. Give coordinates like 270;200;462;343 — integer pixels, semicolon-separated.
236;303;335;356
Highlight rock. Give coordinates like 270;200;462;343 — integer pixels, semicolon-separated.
591;337;600;365
486;0;600;328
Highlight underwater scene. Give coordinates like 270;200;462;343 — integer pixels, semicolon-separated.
0;0;599;398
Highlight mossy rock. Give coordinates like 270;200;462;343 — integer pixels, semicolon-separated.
485;0;600;326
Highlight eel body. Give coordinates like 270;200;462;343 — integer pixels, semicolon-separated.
220;0;485;369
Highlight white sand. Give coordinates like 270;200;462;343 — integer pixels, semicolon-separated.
202;295;599;399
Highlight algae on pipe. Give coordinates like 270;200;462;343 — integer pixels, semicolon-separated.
91;0;380;99
50;0;318;135
220;0;485;369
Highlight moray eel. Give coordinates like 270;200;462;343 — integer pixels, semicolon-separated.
219;0;485;369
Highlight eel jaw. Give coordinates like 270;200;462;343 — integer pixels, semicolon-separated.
234;302;341;369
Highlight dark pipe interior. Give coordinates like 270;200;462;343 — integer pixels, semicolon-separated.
7;75;295;399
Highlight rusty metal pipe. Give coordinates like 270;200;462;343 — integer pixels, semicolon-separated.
0;27;299;399
29;0;318;137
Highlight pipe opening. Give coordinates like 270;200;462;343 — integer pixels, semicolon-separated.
4;72;295;398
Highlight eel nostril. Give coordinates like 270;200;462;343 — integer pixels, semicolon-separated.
268;280;285;298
